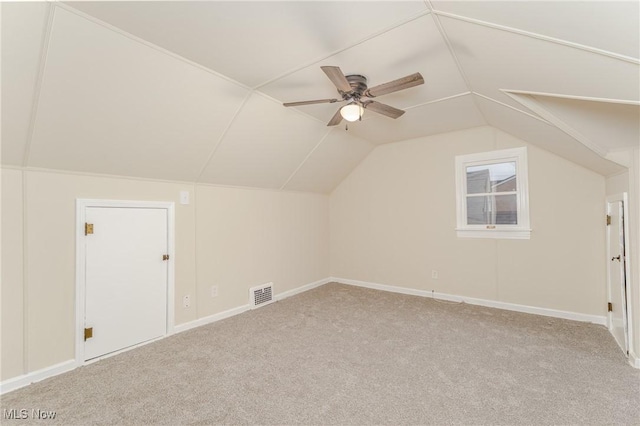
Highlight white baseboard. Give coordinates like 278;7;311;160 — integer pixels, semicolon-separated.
332;277;607;326
275;277;332;302
630;350;640;369
173;277;332;334
0;359;77;395
173;304;251;334
1;277;333;395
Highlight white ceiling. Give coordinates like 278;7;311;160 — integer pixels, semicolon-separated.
2;1;639;192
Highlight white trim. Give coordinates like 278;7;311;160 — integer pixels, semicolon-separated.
252;10;431;90
54;3;252;92
427;12;489;125
3;274;626;394
500;90;640;107
3;277;333;394
281;129;333;190
0;166;329;197
22;3;55;167
432;10;640;65
606;193;634;359
403;92;472;111
195;92;253;182
172;305;251;334
455;147;531;239
174;277;332;333
75;199;176;364
455;229;532;240
332;277;607;325
472;92;550;124
253;90;327;126
630;350;640;369
428;13;475;96
358;92;473;123
83;335;165;366
502;91;608;158
0;360;77;395
274;277;332;301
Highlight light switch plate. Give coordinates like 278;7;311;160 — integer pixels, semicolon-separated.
179;190;190;205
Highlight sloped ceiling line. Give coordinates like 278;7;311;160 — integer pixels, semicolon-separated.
503;89;640;106
280;127;334;190
5;1;635;189
53;2;252;92
503;91;609;158
473;92;550;124
392;91;471;111
425;2;488;125
195;91;253;182
433;10;640;64
255;90;326;125
252;9;432;91
22;3;54;167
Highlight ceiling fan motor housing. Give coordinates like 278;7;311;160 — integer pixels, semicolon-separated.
342;74;368;99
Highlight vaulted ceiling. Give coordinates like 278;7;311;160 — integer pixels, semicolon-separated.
2;1;638;192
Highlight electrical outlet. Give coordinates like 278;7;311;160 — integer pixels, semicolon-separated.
183;295;190;308
432;270;439;279
211;285;218;298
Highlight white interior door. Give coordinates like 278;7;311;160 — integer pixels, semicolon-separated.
607;200;628;354
84;207;168;360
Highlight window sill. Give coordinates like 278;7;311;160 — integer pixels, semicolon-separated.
456;228;531;240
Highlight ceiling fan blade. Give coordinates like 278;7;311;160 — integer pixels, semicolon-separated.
283;98;339;107
321;66;352;93
327;108;343;126
364;72;424;98
363;101;405;119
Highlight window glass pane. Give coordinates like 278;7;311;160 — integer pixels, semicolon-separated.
466;162;516;194
466;194;518;225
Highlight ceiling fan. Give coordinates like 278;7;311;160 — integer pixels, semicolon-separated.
283;66;424;127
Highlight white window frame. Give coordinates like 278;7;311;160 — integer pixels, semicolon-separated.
455;147;531;239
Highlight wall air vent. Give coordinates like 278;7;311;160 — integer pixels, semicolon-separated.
249;283;274;309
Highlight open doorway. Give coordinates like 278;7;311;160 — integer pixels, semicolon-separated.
606;193;632;356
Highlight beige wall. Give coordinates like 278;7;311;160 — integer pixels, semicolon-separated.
1;169;25;380
2;126;632;382
1;169;329;379
605;170;629;196
331;126;607;316
195;186;329;316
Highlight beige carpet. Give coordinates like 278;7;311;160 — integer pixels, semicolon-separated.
2;283;639;425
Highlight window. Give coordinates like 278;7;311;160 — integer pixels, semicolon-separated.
455;147;530;239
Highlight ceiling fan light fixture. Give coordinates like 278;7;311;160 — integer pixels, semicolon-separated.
340;102;363;122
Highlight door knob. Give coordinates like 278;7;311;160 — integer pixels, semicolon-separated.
611;255;621;262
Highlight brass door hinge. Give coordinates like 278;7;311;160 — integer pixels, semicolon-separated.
606;215;611;226
608;302;613;312
85;223;94;235
162;254;170;261
84;327;93;341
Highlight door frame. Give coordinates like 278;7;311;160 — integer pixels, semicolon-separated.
606;193;633;355
75;199;175;364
